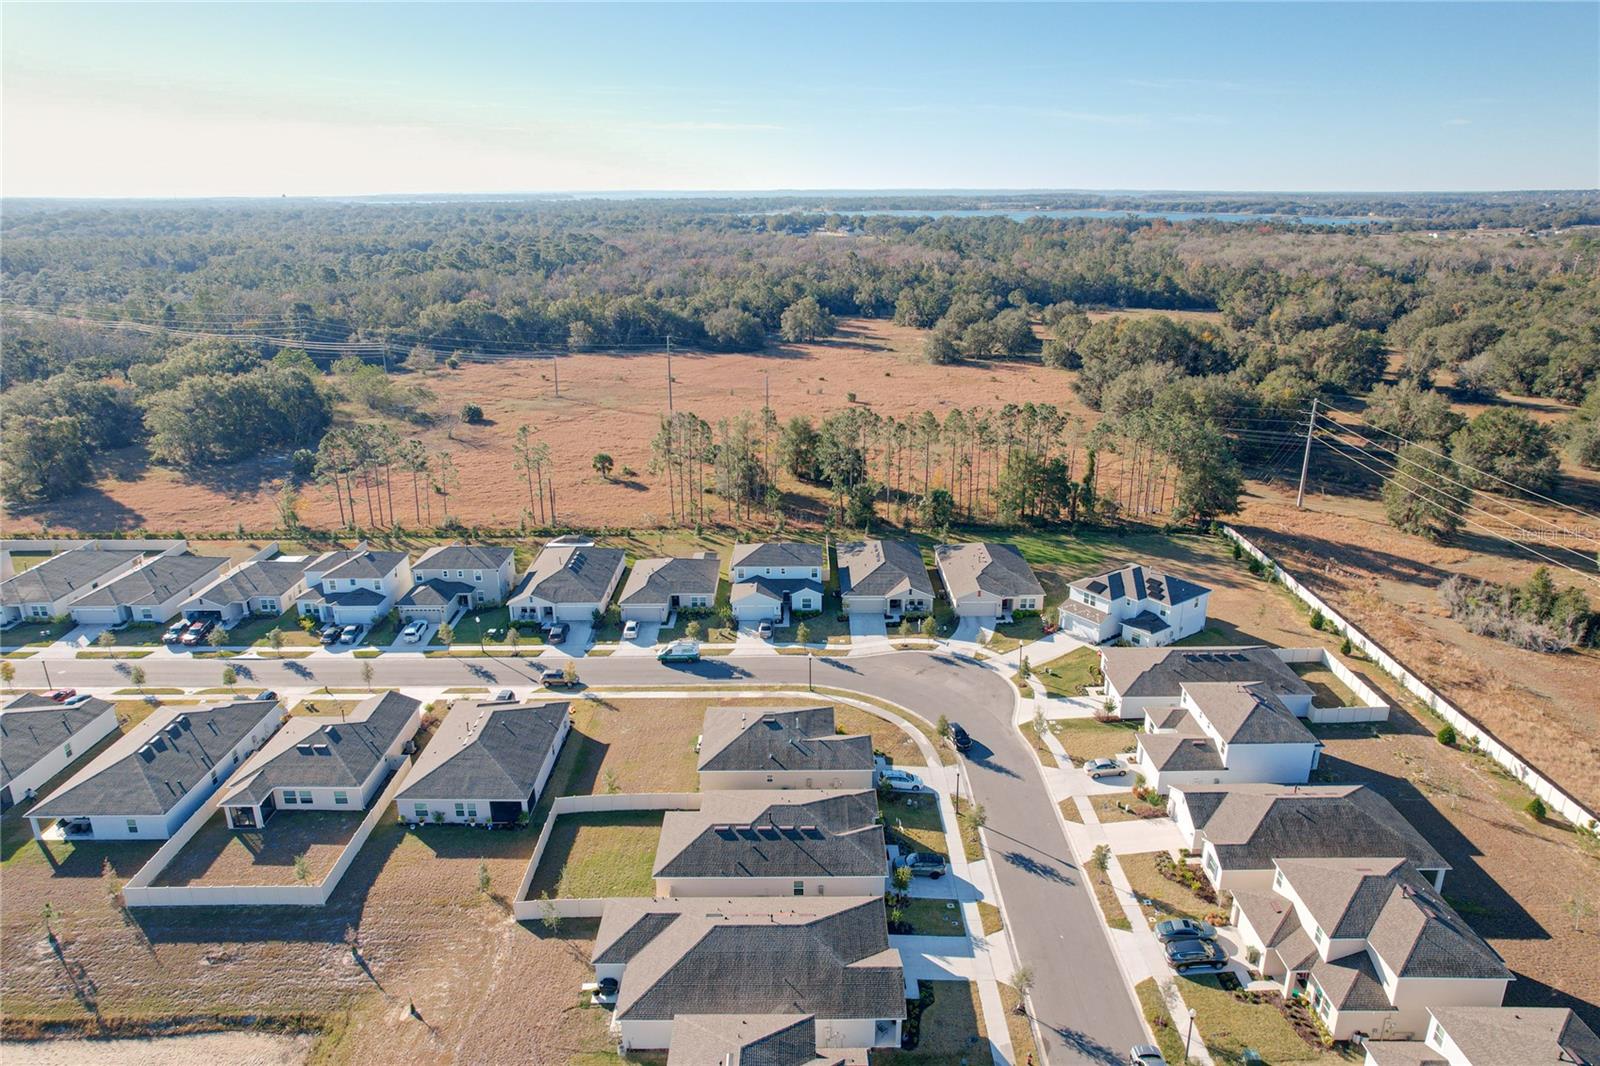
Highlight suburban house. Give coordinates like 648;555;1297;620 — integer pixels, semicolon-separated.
653;790;887;898
697;706;875;792
836;540;934;620
1231;857;1511;1041
400;544;518;625
1132;681;1322;794
66;554;230;626
508;539;627;625
1167;783;1451;893
1057;563;1211;646
1099;646;1315;722
665;1015;853;1066
0;695;120;810
1362;1006;1600;1066
295;546;413;627
397;697;571;825
619;554;721;623
216;691;421;829
932;542;1044;620
180;558;311;629
26;700;284;841
0;545;148;627
592;895;905;1053
729;542;824;623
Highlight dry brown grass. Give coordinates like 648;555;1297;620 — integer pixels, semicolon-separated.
152;810;368;888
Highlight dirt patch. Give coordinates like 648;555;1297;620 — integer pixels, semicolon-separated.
152;810;368;888
0;1032;314;1066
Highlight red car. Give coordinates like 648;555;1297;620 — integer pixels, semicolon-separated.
44;688;77;702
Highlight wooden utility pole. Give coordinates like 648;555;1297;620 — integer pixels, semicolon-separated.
553;349;560;398
666;335;674;412
1296;397;1319;510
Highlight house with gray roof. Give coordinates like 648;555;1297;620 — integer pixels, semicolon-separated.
1363;1006;1600;1066
295;544;413;627
1;546;148;627
1133;680;1322;794
836;540;933;620
592;895;905;1053
406;544;517;623
66;554;231;627
1232;857;1511;1041
181;558;311;628
932;542;1043;620
27;699;284;841
654;790;886;898
217;691;420;829
697;706;874;792
666;1014;850;1066
1168;783;1451;893
396;697;570;825
730;542;824;623
1100;645;1316;721
1;694;119;810
1058;562;1211;646
620;554;721;623
509;540;626;626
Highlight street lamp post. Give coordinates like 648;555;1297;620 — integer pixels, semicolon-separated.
1184;1007;1197;1062
807;654;813;691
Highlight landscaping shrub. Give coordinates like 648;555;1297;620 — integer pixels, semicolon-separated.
1526;796;1547;820
1436;724;1457;746
459;402;484;423
1309;608;1325;630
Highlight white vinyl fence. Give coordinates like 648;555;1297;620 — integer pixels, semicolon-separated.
1270;647;1390;723
1;538;188;554
1224;525;1598;831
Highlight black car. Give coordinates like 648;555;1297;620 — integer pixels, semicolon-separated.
1164;937;1227;973
318;624;342;645
949;723;972;752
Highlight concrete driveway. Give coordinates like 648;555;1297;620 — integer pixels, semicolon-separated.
848;613;890;647
949;616;987;644
612;620;662;655
541;620;592;657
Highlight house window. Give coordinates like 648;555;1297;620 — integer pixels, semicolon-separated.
1428;1020;1443;1046
473;571;482;582
334;791;349;805
1204;852;1219;879
64;742;73;758
793;880;805;896
298;790;313;804
1274;869;1283;888
766;774;774;783
464;803;477;819
414;803;429;818
126;818;138;833
283;792;298;805
1313;924;1324;944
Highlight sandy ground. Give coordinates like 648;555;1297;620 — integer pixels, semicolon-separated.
0;1032;313;1065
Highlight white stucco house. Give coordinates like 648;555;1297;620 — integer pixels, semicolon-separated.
932;542;1043;620
397;698;571;826
1;545;149;627
1058;562;1210;646
400;544;518;624
1098;645;1315;721
729;542;824;623
295;545;413;627
508;539;626;625
696;706;875;792
0;695;120;811
67;554;231;627
181;558;312;629
836;539;934;619
1132;680;1322;794
1362;1006;1600;1066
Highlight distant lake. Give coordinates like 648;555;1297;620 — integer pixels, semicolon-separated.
820;208;1376;226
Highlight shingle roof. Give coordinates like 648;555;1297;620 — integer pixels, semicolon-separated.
217;692;418;807
837;540;933;600
1183;682;1317;745
299;585;387;608
68;555;229;609
667;1015;846;1066
0;548;146;606
1429;1007;1600;1066
414;544;515;572
1359;1041;1442;1066
397;699;568;803
1101;646;1313;700
314;549;409;582
1072;563;1209;606
398;578;476;607
511;544;625;605
620;555;721;607
697;707;873;776
933;543;1043;600
30;701;280;819
597;896;905;1026
655;790;885;880
1233;888;1319;971
186;559;310;607
1311;951;1395;1012
731;543;824;571
1;695;113;789
1138;733;1225;772
1361;874;1509;980
1276;857;1410;939
732;576;824;603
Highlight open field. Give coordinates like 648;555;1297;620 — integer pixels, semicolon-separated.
152;810;368;888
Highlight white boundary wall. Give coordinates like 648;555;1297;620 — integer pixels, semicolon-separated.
123;757;414;908
1270;647;1390;723
512;792;700;920
1;538;188;554
1224;525;1598;830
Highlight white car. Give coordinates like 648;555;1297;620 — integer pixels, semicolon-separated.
878;767;927;793
401;620;428;643
1083;757;1124;780
621;619;639;641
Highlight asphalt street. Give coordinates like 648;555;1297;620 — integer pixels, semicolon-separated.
16;650;1147;1065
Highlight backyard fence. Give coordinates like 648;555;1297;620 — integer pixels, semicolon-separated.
1223;525;1598;830
1270;647;1390;723
1;538;188;554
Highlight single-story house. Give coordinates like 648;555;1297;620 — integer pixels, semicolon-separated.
67;554;231;627
1167;782;1451;893
1099;645;1315;721
666;1015;855;1066
1058;563;1211;646
508;540;626;625
1363;1006;1600;1066
654;790;886;898
26;699;284;841
932;542;1043;620
396;697;571;825
1232;857;1511;1042
180;558;311;628
1133;681;1322;794
217;691;421;829
411;544;517;606
0;694;120;810
396;578;477;625
295;545;413;627
618;554;721;623
697;706;875;791
1;546;148;627
836;540;933;619
730;542;825;623
593;895;905;1053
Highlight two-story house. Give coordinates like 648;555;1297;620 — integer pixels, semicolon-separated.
295;545;413;627
1099;645;1315;721
399;544;517;626
1363;1006;1600;1066
729;542;824;623
1058;563;1211;646
1133;680;1323;794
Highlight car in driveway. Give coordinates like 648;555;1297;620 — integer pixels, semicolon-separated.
540;666;579;688
948;723;972;752
1164;937;1227;973
43;689;76;702
657;639;700;663
756;620;773;640
546;622;569;645
179;619;215;647
318;624;341;645
162;620;189;644
1154;917;1217;944
621;619;639;641
401;619;428;643
899;852;947;879
1128;1045;1168;1066
1083;757;1124;780
339;624;362;644
877;767;927;793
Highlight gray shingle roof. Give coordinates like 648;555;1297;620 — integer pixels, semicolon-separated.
68;555;229;609
414;544;514;572
1362;875;1510;980
0;548;146;606
30;701;280;819
1429;1007;1600;1066
1;695;113;789
512;544;625;605
218;692;418;807
314;549;409;582
733;576;823;602
1311;951;1395;1012
398;699;568;803
299;585;387;608
667;1015;844;1066
1183;682;1317;745
933;542;1043;600
398;578;476;607
697;707;873;776
620;555;721;607
1276;857;1410;939
731;543;825;571
187;559;310;607
1138;733;1225;772
654;790;885;880
837;540;933;600
1072;563;1209;606
1102;646;1313;700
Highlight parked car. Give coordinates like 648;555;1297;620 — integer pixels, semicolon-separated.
756;620;773;639
339;624;361;644
180;619;214;646
318;624;342;645
540;667;578;688
1154;918;1217;944
878;767;927;793
63;694;92;707
547;622;569;644
1128;1045;1168;1066
401;619;428;643
657;639;701;663
162;620;189;644
257;690;278;702
1084;757;1123;780
1164;937;1227;973
43;689;76;702
900;852;948;879
949;723;972;752
494;689;516;701
621;619;639;641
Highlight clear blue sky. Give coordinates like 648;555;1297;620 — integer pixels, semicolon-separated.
3;2;1596;196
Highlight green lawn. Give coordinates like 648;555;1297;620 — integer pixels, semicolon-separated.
1034;647;1100;698
1120;851;1220;924
1050;717;1141;763
6;551;51;573
1134;979;1189;1066
783;611;852;646
525;811;664;898
985;613;1047;653
1291;663;1358;708
898;897;967;937
217;610;319;647
446;606;546;647
1180;974;1350;1065
882;792;948;860
875;980;992;1066
96;622;167;647
0;618;75;649
364;613;402;647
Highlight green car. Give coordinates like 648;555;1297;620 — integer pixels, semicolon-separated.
657;640;701;663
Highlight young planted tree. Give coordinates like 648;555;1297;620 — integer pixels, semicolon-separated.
0;661;13;689
361;661;376;690
96;629;116;657
592;453;615;481
221;665;237;688
129;665;147;691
